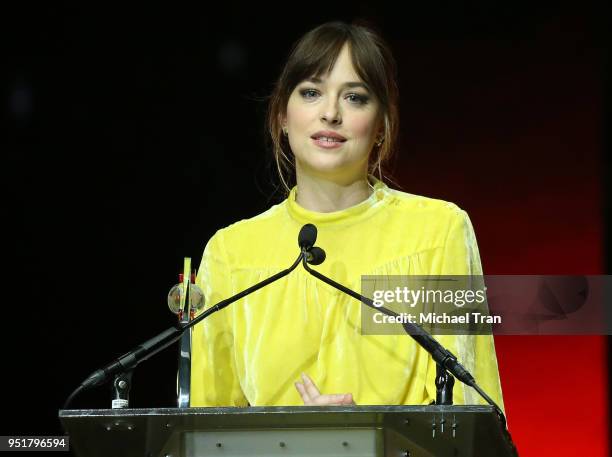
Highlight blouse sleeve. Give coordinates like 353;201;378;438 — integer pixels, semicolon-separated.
190;230;248;407
429;208;505;411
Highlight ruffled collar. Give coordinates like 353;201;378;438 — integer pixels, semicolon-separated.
286;177;389;226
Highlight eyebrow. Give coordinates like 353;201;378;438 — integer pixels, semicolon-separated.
305;77;370;91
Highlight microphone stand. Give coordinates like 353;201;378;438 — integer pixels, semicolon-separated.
64;220;507;445
63;252;305;409
300;254;507;427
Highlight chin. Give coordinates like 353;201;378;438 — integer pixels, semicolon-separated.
300;157;366;179
294;143;369;177
304;154;349;170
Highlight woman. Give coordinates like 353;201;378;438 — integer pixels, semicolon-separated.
190;21;504;409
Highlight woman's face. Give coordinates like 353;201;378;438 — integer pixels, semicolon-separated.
283;43;381;184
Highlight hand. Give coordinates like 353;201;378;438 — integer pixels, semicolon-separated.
295;373;355;406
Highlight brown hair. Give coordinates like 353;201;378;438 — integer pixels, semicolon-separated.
267;21;400;193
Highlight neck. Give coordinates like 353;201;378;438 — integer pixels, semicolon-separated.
295;173;373;213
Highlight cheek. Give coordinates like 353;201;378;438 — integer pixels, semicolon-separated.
348;113;378;139
286;99;315;130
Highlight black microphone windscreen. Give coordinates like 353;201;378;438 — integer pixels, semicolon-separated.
307;247;326;265
298;224;317;250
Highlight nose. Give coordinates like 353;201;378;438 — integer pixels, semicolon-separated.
320;98;342;125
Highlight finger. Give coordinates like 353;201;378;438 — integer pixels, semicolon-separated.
294;382;311;403
343;393;355;405
329;394;354;406
315;393;349;405
301;373;321;399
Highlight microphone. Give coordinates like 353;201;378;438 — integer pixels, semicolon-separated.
299;223;325;265
298;225;506;424
298;223;317;250
305;246;326;265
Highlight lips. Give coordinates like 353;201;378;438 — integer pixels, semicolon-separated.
311;137;345;149
313;137;345;143
310;131;347;142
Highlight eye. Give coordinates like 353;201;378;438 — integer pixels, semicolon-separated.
346;93;369;105
299;88;320;99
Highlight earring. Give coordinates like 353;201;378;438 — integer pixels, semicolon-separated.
282;127;288;136
375;137;384;147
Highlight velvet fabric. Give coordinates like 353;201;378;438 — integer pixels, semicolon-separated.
190;179;504;409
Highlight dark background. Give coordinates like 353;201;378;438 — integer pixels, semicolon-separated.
4;2;609;456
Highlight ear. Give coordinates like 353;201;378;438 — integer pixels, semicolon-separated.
375;115;385;138
279;114;288;135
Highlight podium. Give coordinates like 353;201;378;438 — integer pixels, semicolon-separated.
59;405;517;456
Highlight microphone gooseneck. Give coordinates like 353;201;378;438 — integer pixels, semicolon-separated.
299;223;507;427
64;236;308;409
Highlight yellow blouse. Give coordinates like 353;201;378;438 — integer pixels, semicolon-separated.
190;179;504;409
